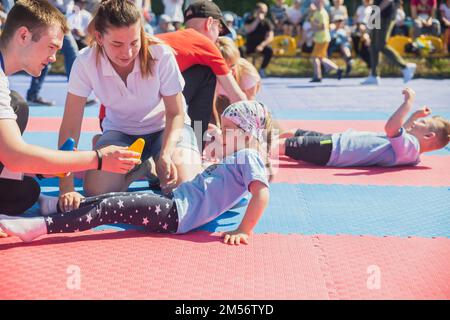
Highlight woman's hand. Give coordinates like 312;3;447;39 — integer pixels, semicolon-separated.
223;229;250;245
156;154;178;193
58;191;85;212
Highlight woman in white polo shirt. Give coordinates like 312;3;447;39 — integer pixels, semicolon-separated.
58;0;202;212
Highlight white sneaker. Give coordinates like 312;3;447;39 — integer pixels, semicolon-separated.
402;63;417;83
361;75;381;85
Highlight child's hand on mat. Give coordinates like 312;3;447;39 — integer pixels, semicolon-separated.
98;146;141;174
223;229;250;245
58;191;85;212
402;88;416;103
414;106;432;118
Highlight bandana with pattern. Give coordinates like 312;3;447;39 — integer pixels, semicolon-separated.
222;101;268;143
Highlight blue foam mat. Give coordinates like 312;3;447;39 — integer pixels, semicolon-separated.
198;184;450;238
271;109;450;121
29;182;450;238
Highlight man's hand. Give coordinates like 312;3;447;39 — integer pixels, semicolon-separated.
402;88;416;104
256;44;264;52
223;229;250;245
59;191;85;212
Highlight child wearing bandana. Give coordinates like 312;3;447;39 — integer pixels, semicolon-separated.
0;101;272;246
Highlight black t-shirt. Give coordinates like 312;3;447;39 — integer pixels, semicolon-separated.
373;0;400;19
244;16;274;49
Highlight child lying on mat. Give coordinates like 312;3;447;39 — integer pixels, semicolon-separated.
0;101;272;245
277;88;450;167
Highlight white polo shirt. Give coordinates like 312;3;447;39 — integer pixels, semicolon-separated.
68;43;188;135
0;69;15;121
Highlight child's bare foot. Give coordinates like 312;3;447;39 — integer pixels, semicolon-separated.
0;215;47;243
0;227;9;238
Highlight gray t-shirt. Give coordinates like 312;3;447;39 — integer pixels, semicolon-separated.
174;148;269;234
327;128;421;167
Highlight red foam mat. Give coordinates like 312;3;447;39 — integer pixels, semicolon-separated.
271;156;450;186
27;118;101;132
314;235;450;300
1;231;449;299
0;231;329;300
275;120;385;133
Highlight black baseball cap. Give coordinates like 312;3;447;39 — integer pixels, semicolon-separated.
184;1;231;36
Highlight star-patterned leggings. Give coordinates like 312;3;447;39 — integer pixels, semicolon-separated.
45;192;179;235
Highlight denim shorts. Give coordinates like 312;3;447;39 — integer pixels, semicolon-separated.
94;124;200;161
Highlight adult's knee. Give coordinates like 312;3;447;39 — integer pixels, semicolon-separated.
83;173;114;197
0;177;40;215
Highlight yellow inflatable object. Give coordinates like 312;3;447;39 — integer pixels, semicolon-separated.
418;35;444;53
271;35;297;57
128;138;145;159
387;35;413;56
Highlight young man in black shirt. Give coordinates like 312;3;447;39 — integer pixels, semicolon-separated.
244;2;275;78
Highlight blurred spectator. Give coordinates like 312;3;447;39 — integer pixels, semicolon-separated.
270;0;290;35
67;0;92;49
85;0;101;13
300;0;330;18
310;0;343;82
0;3;7;30
286;0;303;37
154;14;175;34
440;0;450;53
163;0;184;30
392;0;410;36
244;2;274;78
328;14;353;75
143;10;155;35
361;0;416;85
0;0;14;13
411;0;441;38
26;0;80;106
299;6;316;53
214;37;261;124
353;0;372;25
352;22;371;68
223;13;238;41
329;0;348;23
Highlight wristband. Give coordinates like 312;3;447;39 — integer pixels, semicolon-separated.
95;150;103;171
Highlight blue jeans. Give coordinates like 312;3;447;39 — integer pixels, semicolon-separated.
27;33;79;100
1;0;14;13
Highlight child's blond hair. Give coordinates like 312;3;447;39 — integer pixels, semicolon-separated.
218;37;261;90
429;116;450;149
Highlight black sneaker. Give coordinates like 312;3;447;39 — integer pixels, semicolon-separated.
336;68;343;80
27;96;55;106
346;59;353;76
309;78;322;83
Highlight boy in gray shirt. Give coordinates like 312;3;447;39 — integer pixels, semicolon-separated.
277;88;450;167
